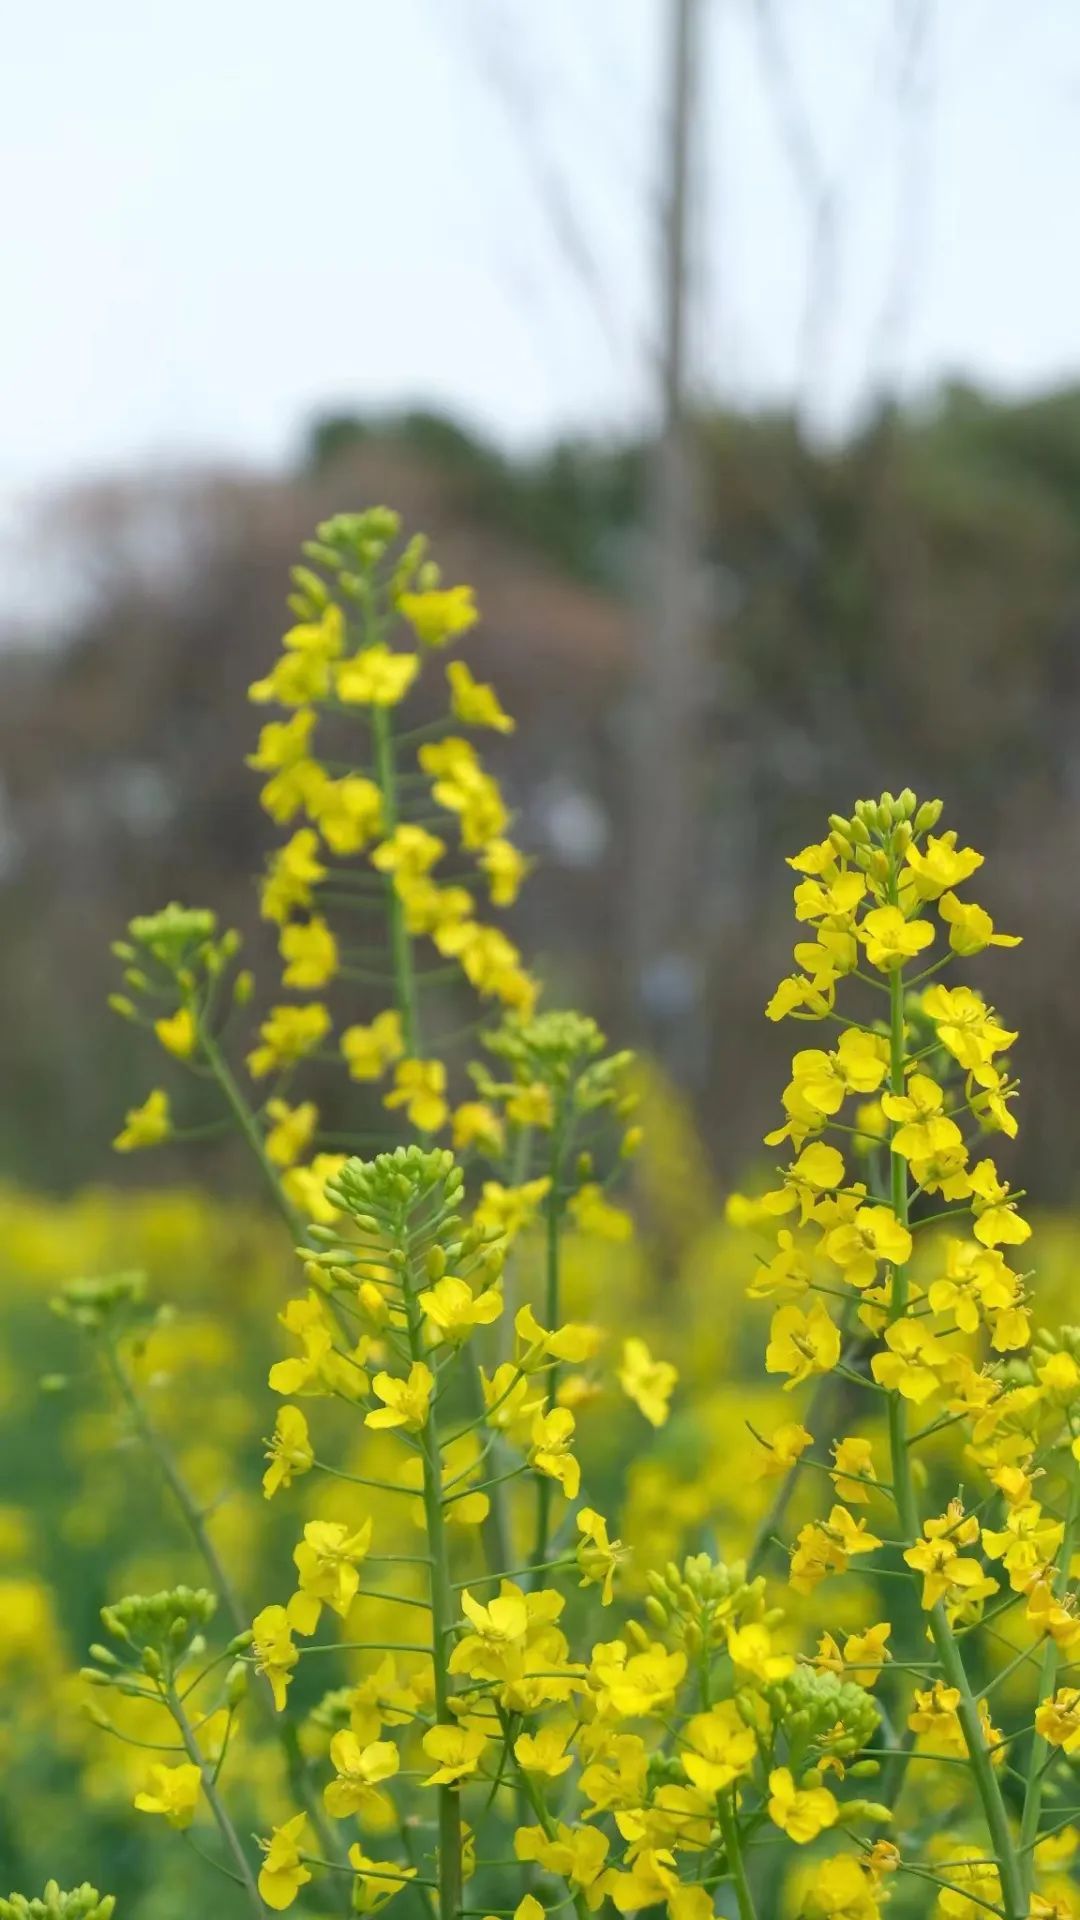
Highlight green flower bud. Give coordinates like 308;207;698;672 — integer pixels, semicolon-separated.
226;1660;248;1706
301;539;345;570
844;1799;893;1824
290;564;330;606
763;1665;880;1761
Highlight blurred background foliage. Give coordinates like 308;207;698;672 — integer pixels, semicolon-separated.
5;388;1080;1197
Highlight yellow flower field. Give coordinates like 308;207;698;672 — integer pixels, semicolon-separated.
5;511;1078;1920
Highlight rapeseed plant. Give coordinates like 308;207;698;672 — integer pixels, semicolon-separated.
732;791;1080;1917
73;512;698;1918
16;512;1079;1920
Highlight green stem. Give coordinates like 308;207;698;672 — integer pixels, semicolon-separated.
167;1684;266;1916
884;957;1027;1920
531;1116;569;1573
400;1211;461;1920
496;1707;590;1920
747;1301;865;1578
106;1343;241;1621
373;696;519;1587
1018;1461;1080;1894
461;1355;513;1579
197;1022;305;1241
717;1796;757;1920
372;704;420;1054
104;1342;347;1897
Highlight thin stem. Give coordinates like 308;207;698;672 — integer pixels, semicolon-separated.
747;1307;865;1578
400;1208;461;1920
717;1796;758;1920
495;1707;590;1920
314;1460;417;1496
1018;1458;1080;1896
197;1022;305;1241
461;1353;513;1579
371;703;420;1054
167;1684;266;1916
453;1557;572;1591
531;1111;569;1574
106;1342;243;1623
883;951;1027;1920
104;1340;347;1894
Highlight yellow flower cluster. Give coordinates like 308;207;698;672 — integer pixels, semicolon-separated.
738;790;1080;1918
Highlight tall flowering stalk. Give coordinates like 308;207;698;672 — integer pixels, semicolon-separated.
77;512;691;1917
747;790;1080;1918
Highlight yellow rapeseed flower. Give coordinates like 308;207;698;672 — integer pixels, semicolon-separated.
337;644;420;707
617;1338;676;1426
258;1813;311;1910
264;1099;318;1169
154;1006;197;1059
341;1009;405;1083
447;660;515;733
133;1761;201;1829
366;1362;434;1434
384;1058;448;1133
279;916;338;988
397;585;478;648
113;1088;172;1151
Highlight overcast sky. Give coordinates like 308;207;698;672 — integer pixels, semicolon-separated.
6;0;1080;510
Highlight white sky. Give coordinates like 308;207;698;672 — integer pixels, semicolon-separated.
5;0;1080;510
